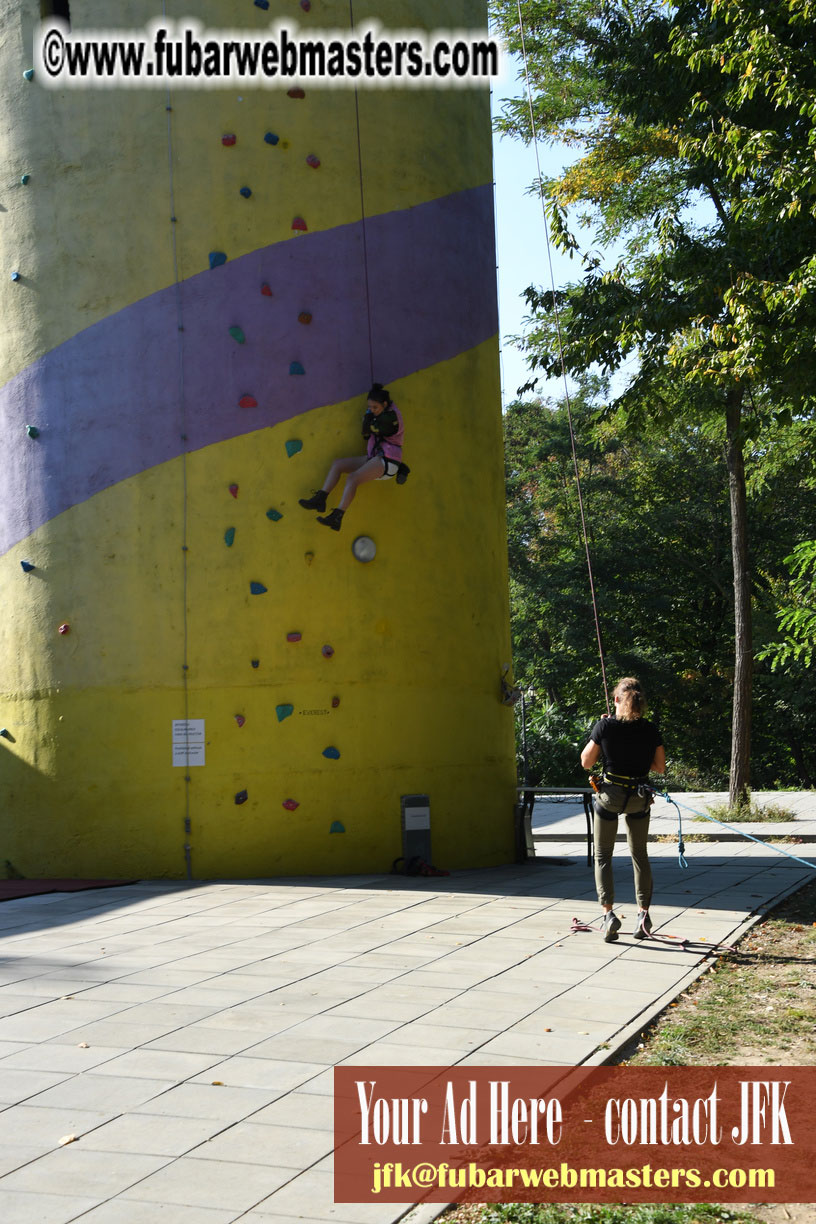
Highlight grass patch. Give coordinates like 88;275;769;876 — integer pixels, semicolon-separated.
697;794;796;824
443;1202;765;1223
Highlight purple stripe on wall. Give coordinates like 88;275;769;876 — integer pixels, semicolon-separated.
0;186;497;556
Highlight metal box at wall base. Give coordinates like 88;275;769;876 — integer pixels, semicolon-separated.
400;794;431;864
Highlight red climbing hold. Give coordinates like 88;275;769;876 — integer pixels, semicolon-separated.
229;483;239;498
222;134;237;146
234;715;246;728
306;154;320;169
298;311;312;325
239;395;258;409
261;283;273;296
287;88;305;99
322;645;335;659
282;799;299;811
331;696;340;708
287;632;302;643
291;217;308;232
58;624;70;635
300;0;311;10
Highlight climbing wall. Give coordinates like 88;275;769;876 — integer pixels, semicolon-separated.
0;0;515;878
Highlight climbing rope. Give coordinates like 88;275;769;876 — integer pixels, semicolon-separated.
348;1;376;388
515;0;610;714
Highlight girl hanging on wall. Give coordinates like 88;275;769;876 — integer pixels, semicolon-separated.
298;383;409;531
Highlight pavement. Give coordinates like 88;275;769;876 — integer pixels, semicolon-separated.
0;792;814;1224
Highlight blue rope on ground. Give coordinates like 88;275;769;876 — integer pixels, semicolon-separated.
649;788;816;872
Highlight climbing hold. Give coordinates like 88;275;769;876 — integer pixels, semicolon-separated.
221;134;237;146
250;581;268;595
239;187;252;199
266;508;282;521
234;715;246;727
287;88;305;99
26;425;40;438
306;154;320;169
322;746;341;760
20;561;35;573
20;174;30;185
224;527;236;547
254;0;269;8
301;0;312;10
291;217;307;232
352;536;377;563
282;798;299;811
238;395;258;409
276;704;294;722
0;729;11;740
23;69;34;81
330;821;345;833
285;438;303;456
322;644;335;659
235;790;248;805
297;311;312;325
251;659;260;668
11;271;20;282
263;132;279;146
58;624;70;635
304;552;314;566
289;362;305;376
228;483;239;498
229;325;246;344
261;282;273;295
331;696;340;708
286;632;302;643
209;251;227;269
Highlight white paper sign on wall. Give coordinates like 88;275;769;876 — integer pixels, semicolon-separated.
172;719;205;767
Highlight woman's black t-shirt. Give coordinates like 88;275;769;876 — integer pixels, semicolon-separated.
589;716;663;777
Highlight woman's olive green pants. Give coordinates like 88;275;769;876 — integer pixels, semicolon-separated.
593;784;653;910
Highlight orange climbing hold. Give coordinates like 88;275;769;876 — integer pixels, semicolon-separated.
298;311;312;325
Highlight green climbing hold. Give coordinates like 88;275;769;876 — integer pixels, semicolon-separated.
266;508;283;521
285;439;302;457
224;527;236;547
23;69;34;81
229;326;246;344
26;425;40;439
330;821;345;834
276;704;294;722
289;361;305;376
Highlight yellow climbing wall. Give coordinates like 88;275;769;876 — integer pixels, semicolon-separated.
0;0;516;878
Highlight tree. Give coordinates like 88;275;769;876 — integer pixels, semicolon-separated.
492;0;816;802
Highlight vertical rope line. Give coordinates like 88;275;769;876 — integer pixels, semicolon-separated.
163;0;192;877
349;1;375;386
490;85;509;408
515;0;611;714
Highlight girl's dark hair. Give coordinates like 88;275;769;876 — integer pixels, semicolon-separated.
367;382;392;406
613;676;647;721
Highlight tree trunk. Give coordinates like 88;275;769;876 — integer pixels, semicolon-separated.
725;393;752;806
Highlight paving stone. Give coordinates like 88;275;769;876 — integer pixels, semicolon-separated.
59;1201;239;1224
77;1112;227;1156
187;1120;332;1167
130;1082;280;1120
0;1190;100;1223
0;1147;171;1197
118;1155;293;1209
26;1074;176;1113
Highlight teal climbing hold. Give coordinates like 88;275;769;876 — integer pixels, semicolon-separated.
224;527;236;547
229;326;246;344
209;251;227;269
23;69;34;81
20;174;30;185
20;561;35;573
285;439;302;457
330;821;345;833
276;704;294;722
250;581;267;595
322;746;340;760
239;186;252;198
289;362;305;376
266;508;282;521
0;728;11;741
26;425;40;439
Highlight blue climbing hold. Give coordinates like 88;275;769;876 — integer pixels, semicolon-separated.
239;186;252;198
254;0;269;8
330;821;345;833
251;659;260;668
266;508;282;521
276;704;294;722
289;361;305;376
23;69;34;81
235;789;248;805
322;746;341;760
11;271;20;282
0;728;11;741
20;561;35;573
264;131;279;145
285;439;303;457
209;251;227;269
250;581;268;595
224;527;236;547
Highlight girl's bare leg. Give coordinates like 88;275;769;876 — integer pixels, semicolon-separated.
338;457;386;510
322;456;368;495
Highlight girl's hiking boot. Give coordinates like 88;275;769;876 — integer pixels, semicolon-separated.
316;508;344;531
299;489;327;512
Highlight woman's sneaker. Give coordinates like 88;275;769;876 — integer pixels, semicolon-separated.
299;489;327;512
602;911;621;942
633;910;653;940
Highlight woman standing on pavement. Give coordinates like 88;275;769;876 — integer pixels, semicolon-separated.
580;677;666;943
